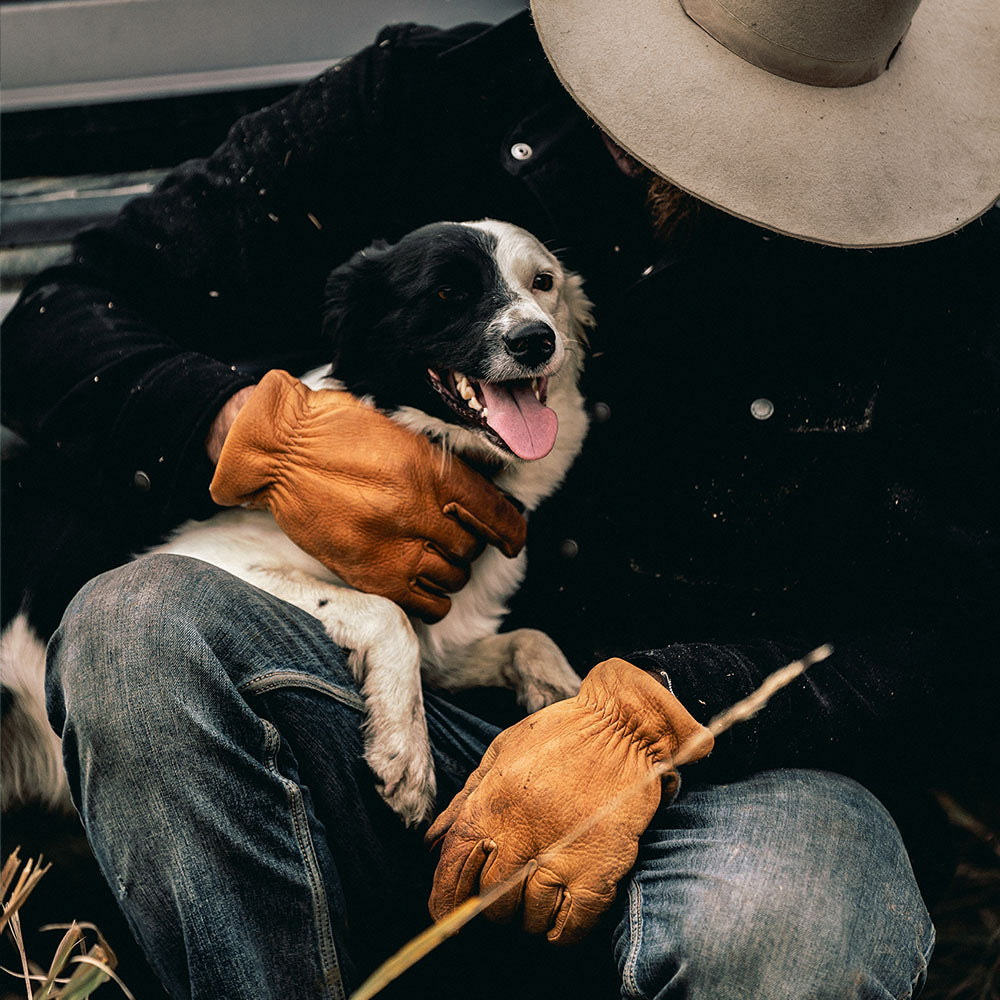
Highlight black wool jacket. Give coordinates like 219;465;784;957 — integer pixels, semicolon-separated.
4;14;998;865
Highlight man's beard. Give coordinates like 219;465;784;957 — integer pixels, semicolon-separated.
645;173;705;244
599;131;708;243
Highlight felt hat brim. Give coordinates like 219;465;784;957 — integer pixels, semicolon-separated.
530;0;1000;247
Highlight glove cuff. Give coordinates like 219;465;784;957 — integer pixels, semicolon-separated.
210;369;359;507
579;658;714;766
209;369;300;506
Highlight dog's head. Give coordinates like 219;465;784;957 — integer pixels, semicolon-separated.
321;220;592;465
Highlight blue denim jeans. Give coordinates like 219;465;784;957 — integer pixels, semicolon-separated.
47;555;934;1000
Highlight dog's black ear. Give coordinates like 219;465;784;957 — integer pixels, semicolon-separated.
321;240;392;358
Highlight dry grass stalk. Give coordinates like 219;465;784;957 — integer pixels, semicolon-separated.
44;927;84;996
933;790;1000;861
1;850;135;1000
6;910;34;1000
350;644;834;1000
1;849;52;937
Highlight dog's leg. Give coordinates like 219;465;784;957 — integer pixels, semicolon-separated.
245;567;436;826
423;630;581;713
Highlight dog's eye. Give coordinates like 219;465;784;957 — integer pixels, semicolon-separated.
532;272;554;292
436;286;467;302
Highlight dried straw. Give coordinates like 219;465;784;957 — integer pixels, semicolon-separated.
1;849;51;936
1;849;134;1000
350;644;833;1000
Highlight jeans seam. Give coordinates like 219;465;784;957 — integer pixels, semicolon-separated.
261;719;346;1000
622;877;647;1000
901;922;935;1000
240;670;365;712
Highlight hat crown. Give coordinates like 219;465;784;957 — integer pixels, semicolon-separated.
718;0;923;62
679;0;925;86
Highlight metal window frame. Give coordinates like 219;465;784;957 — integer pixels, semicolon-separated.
0;0;525;111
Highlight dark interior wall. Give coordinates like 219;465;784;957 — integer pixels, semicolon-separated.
2;86;296;180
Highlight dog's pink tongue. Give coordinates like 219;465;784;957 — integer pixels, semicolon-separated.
480;380;558;460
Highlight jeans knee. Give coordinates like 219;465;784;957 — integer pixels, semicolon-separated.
47;555;261;777
48;555;361;794
52;555;208;697
626;890;928;999
618;770;934;1000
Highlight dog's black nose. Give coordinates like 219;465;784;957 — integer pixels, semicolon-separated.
503;322;556;367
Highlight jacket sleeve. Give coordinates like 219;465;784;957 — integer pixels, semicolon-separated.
630;626;968;788
0;22;485;531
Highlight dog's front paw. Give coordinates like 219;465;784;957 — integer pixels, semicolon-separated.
366;730;437;827
503;629;582;713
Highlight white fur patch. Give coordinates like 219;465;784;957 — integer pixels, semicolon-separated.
5;220;595;823
1;614;73;812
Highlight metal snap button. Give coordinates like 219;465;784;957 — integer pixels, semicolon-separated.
559;538;579;559
750;397;775;421
133;470;152;491
510;142;533;161
592;402;612;423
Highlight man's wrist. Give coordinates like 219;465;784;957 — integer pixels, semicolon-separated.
641;663;675;693
624;650;679;693
205;384;257;464
580;659;713;763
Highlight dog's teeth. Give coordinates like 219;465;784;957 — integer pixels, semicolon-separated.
532;378;541;401
480;406;489;418
453;371;486;414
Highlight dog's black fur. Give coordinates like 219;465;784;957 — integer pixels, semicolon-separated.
324;223;523;416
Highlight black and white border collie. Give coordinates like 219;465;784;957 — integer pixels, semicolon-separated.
2;220;593;826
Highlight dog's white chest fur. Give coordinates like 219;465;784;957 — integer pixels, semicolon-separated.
151;221;594;824
0;219;593;824
149;368;587;825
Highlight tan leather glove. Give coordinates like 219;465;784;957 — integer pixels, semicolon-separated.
425;658;713;944
209;369;526;621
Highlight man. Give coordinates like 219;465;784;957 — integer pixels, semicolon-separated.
3;0;998;997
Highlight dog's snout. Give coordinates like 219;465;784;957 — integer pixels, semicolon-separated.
503;322;556;367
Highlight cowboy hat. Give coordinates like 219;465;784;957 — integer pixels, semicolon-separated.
530;0;1000;247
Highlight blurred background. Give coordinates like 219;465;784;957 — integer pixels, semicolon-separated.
1;0;525;319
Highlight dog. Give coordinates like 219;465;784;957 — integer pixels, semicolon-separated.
2;219;593;826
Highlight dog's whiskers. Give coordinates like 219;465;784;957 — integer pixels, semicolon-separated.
436;434;458;478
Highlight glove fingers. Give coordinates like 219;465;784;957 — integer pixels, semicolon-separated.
522;866;567;936
661;768;681;806
428;834;495;920
443;498;526;559
425;516;488;566
478;847;531;925
548;885;607;946
425;794;471;850
400;581;451;623
414;545;472;594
